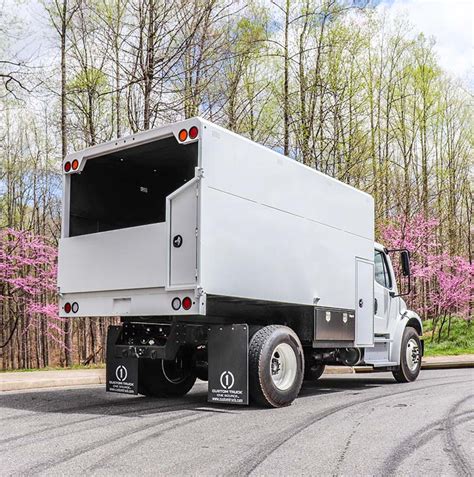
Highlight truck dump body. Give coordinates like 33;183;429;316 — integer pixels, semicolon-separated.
58;118;374;345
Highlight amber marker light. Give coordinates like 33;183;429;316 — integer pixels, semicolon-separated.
178;129;188;142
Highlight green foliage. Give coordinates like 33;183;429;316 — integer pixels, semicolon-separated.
423;317;474;356
68;67;108;94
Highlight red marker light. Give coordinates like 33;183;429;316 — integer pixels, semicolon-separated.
64;302;71;313
182;297;192;310
64;162;71;172
189;126;199;139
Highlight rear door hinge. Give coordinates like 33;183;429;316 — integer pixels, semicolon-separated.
196;167;204;178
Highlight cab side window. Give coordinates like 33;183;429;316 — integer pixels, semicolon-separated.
374;251;392;289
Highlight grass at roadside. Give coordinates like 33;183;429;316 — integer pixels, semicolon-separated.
423;317;474;356
0;363;105;373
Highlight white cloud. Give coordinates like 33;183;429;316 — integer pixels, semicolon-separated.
378;0;473;83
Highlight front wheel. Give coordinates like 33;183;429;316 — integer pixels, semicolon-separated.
249;325;304;407
138;352;196;397
392;327;422;383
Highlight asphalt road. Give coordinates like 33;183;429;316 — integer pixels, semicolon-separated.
1;368;473;476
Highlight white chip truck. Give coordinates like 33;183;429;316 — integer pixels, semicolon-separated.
58;117;423;407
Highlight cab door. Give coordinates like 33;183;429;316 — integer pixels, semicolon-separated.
374;249;393;334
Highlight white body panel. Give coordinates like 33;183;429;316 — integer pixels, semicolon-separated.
59;287;201;317
58;223;167;293
199;122;374;312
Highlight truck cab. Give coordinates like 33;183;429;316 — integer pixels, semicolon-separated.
361;244;423;375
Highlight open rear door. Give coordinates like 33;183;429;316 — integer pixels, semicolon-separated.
167;177;199;288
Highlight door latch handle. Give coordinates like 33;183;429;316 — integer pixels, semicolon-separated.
359;299;364;308
374;298;378;314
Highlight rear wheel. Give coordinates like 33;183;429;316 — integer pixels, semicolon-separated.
392;327;421;383
138;351;196;397
249;325;304;407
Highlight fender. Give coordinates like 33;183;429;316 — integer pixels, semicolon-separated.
389;310;423;365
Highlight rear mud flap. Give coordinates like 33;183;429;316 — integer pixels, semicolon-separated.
106;326;138;395
208;324;249;405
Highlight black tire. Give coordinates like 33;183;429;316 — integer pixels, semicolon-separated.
249;325;304;407
304;362;326;381
392;327;422;383
138;354;196;397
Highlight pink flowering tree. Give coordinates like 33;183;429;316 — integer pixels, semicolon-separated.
381;214;473;341
0;228;65;356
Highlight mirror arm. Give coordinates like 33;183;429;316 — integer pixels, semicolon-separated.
390;273;411;298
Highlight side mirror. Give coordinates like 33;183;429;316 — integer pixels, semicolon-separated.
386;248;412;297
401;250;411;277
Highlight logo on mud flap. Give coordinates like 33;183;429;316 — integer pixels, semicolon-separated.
115;365;128;382
220;371;235;390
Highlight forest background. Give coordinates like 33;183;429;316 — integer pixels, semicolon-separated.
0;0;472;369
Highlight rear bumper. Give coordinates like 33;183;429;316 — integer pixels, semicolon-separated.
58;287;205;317
107;322;207;362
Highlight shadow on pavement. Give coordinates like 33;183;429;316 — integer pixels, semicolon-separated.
299;375;396;398
0;374;398;418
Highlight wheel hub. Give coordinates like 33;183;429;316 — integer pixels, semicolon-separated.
406;338;420;372
271;357;281;374
270;343;297;391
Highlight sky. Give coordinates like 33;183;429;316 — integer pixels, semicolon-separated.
378;0;473;83
3;0;473;85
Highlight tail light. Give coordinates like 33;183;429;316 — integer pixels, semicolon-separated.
64;302;71;313
64;162;71;172
178;127;199;142
182;297;192;310
72;159;79;170
189;126;199;139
